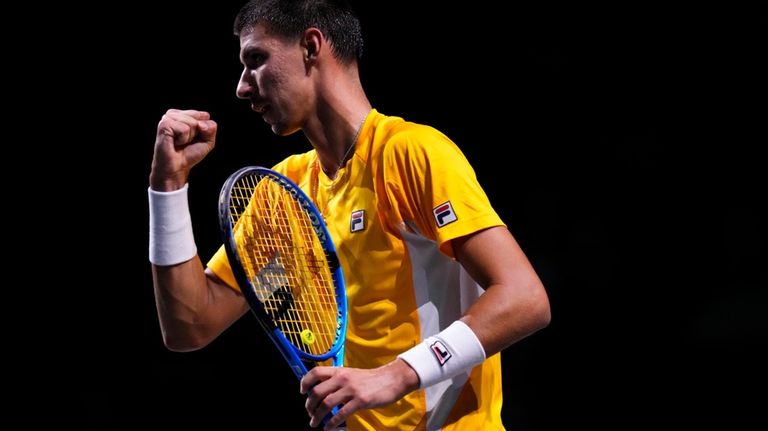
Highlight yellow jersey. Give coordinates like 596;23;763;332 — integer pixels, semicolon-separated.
208;109;507;430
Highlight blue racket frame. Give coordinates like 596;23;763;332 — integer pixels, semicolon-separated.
219;166;348;380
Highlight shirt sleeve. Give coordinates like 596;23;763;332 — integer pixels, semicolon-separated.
381;124;505;258
206;245;240;291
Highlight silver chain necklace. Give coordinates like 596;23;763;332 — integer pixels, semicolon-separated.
311;112;369;216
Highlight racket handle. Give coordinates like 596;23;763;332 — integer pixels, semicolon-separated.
323;405;345;428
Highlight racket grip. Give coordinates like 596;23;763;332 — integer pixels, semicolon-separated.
323;405;345;428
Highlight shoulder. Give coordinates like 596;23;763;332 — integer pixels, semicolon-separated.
376;115;460;162
271;149;315;182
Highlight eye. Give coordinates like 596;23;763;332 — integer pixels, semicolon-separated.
246;52;266;68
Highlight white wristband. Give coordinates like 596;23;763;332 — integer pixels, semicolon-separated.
397;320;486;389
148;184;197;266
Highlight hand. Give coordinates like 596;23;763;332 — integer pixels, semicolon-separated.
300;359;419;430
149;109;218;191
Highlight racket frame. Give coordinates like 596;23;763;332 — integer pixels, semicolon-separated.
218;166;348;379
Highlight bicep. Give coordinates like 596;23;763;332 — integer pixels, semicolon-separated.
453;226;539;290
204;268;250;328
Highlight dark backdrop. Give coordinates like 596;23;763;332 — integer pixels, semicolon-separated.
64;2;765;429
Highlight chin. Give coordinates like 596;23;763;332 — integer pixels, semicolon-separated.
268;121;287;136
262;114;284;135
270;125;287;136
271;121;302;137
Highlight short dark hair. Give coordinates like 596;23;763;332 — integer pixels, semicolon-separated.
234;0;363;64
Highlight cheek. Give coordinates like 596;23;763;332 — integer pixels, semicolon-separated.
272;56;307;89
256;68;286;97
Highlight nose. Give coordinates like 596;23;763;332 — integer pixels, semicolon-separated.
236;68;254;100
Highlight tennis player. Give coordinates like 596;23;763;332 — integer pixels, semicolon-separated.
148;1;550;429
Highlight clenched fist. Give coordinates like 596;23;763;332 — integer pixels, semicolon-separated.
150;109;218;191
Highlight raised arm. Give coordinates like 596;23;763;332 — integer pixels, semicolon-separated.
149;109;248;351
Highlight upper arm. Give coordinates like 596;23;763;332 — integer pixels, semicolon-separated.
204;267;250;323
153;257;249;352
452;227;539;290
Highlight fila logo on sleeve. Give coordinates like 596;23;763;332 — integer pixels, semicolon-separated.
433;201;457;228
430;340;452;366
350;210;365;233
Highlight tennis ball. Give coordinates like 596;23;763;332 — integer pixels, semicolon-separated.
301;329;316;345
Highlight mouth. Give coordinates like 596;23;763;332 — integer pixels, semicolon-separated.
251;102;269;114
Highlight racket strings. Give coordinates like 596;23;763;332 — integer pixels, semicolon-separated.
230;173;340;356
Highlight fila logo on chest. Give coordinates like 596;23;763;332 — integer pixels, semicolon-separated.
350;210;365;233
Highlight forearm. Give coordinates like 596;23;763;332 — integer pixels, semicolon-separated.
460;277;550;356
147;182;244;350
396;286;548;392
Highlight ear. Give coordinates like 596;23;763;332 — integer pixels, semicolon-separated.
302;27;324;63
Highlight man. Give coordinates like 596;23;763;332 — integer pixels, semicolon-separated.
148;1;550;429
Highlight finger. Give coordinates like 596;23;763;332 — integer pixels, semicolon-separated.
197;119;218;142
157;115;196;147
163;110;212;132
299;372;317;395
304;379;335;415
305;382;341;424
167;121;196;148
323;400;357;431
300;366;334;394
163;110;203;133
158;116;214;149
309;391;351;429
166;109;211;121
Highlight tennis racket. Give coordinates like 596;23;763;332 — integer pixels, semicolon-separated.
219;166;347;421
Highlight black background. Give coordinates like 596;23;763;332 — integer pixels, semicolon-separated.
59;2;765;429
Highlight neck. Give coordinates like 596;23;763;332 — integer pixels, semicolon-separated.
303;64;372;179
318;108;369;179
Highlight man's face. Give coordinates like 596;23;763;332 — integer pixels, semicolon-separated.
236;23;312;136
